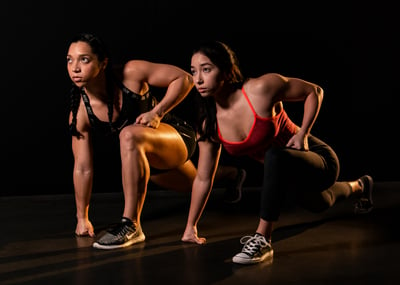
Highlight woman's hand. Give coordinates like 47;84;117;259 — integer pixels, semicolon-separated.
135;110;162;128
75;218;95;237
286;132;309;151
181;226;207;244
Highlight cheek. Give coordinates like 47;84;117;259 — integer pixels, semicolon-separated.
84;66;101;79
67;67;74;78
204;73;218;85
210;74;225;89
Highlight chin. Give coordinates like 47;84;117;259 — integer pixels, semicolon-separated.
199;91;212;98
73;82;85;88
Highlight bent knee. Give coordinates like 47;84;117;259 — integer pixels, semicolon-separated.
119;126;148;148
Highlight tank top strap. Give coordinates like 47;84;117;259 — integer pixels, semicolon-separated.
241;87;257;116
80;89;96;127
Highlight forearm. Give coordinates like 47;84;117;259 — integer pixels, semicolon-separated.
300;86;323;135
186;178;214;227
73;168;93;220
152;75;194;116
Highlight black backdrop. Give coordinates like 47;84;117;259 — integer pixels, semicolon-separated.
2;1;399;196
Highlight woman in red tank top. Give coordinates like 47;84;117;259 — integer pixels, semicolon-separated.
181;40;374;265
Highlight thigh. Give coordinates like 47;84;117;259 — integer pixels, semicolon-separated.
282;136;339;192
120;123;190;169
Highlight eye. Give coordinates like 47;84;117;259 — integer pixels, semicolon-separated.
81;57;90;63
190;69;197;75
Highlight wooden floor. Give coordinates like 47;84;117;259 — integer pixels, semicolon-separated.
1;181;399;285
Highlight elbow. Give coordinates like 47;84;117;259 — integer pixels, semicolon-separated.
316;86;324;102
185;73;194;89
317;85;324;96
179;74;194;95
174;73;194;92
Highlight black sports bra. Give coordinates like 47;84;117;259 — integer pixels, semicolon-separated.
80;84;156;136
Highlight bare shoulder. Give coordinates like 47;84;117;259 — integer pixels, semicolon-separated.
123;60;151;75
73;101;91;134
258;73;288;85
121;60;154;89
244;73;287;95
123;59;188;80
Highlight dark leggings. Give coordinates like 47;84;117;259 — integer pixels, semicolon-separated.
260;135;352;221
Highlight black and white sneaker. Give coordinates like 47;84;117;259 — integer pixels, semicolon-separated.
354;175;374;214
93;217;145;250
232;233;273;264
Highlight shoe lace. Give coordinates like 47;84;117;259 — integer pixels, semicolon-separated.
239;235;269;255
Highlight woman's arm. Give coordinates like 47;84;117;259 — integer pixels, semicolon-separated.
284;76;323;150
181;139;222;244
257;73;323;150
122;60;194;127
70;108;95;237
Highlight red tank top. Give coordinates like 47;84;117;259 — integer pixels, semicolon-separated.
217;88;298;161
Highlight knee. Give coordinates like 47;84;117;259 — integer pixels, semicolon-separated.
119;127;146;149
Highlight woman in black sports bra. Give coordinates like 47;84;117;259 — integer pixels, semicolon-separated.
67;32;197;249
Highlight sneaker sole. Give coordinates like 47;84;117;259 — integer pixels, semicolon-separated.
354;206;373;214
92;232;146;250
232;249;274;265
354;175;374;214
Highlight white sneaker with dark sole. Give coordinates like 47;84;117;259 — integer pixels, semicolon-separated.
232;233;273;264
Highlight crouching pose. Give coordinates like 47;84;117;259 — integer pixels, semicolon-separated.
67;32;197;249
181;40;373;264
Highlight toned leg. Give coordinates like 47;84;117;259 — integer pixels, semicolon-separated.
300;179;365;213
255;180;362;238
119;123;190;226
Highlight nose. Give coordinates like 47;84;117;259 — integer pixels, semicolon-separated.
195;74;203;85
70;60;80;72
73;63;81;72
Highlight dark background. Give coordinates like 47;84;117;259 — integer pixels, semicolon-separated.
2;1;398;196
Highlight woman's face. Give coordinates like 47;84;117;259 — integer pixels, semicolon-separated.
191;52;225;98
66;41;106;88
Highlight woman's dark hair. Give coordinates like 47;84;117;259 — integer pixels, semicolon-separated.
192;40;244;142
68;32;116;137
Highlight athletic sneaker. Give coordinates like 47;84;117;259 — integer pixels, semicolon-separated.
92;217;145;250
232;233;273;264
354;175;374;214
224;168;247;203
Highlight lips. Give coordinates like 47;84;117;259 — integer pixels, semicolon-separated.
72;77;83;82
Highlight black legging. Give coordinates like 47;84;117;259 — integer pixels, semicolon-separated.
260;135;352;221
